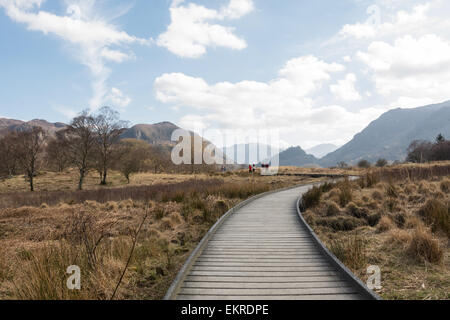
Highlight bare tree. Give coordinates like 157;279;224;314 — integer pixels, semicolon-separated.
0;132;19;178
15;127;47;191
64;111;97;190
93;107;128;185
116;139;149;183
406;140;433;163
46;131;70;172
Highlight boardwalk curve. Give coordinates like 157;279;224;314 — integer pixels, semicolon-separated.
165;183;380;300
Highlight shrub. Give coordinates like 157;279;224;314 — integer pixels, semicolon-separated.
386;182;399;198
377;216;394;233
325;201;340;216
367;213;381;227
393;212;406;228
376;158;388;167
300;186;322;211
408;228;443;264
357;159;371;168
338;180;353;207
330;233;366;270
317;216;362;231
418;199;450;237
388;229;412;246
154;206;165;220
440;179;450;193
371;190;383;201
367;172;380;187
346;202;368;219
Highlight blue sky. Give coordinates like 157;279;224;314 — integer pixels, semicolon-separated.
1;0;450;149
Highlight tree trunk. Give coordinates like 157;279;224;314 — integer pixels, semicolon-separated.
29;173;34;192
78;169;85;190
101;169;107;185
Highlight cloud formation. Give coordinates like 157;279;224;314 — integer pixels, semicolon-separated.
0;0;149;110
154;55;382;147
157;0;254;58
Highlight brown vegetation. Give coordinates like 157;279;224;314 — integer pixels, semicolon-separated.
0;171;314;300
301;164;450;300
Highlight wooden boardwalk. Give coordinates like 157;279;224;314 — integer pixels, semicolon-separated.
166;184;379;300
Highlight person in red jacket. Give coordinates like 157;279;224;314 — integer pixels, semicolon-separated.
249;164;252;173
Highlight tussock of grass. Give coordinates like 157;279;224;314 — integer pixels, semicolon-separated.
440;179;450;193
418;199;450;237
330;233;366;270
338;180;353;207
408;228;443;264
377;216;395;233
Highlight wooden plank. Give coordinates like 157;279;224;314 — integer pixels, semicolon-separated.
188;271;341;277
176;293;363;300
194;262;329;267
179;287;358;296
185;275;346;283
182;281;350;289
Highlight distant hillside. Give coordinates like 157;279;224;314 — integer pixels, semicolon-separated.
306;143;339;159
120;121;180;145
276;146;318;167
319;101;450;167
0;118;66;136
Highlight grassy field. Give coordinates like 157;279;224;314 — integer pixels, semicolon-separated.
300;163;450;300
0;169;320;300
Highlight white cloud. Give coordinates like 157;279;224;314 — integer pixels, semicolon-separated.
358;34;450;107
154;55;383;146
157;0;253;58
339;4;432;40
0;0;149;110
330;73;362;101
107;87;132;109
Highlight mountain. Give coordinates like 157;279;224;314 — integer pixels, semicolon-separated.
319;101;450;167
306;143;339;159
120;121;180;145
276;146;318;167
224;143;282;165
0;118;66;136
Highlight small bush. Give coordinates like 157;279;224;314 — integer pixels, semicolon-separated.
440;179;450;193
366;172;380;187
325;201;340;216
388;229;412;246
371;190;383;201
393;212;406;228
330;233;366;270
346;202;368;219
300;186;322;211
317;216;362;231
408;228;443;264
386;182;399;198
154;206;165;220
367;213;381;227
376;158;388;167
357;160;371;169
418;199;450;237
377;216;394;233
338;181;353;207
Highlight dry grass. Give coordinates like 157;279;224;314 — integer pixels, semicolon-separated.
408;228;444;264
0;171;318;300
302;167;450;300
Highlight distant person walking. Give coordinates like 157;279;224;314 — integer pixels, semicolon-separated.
249;164;253;173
